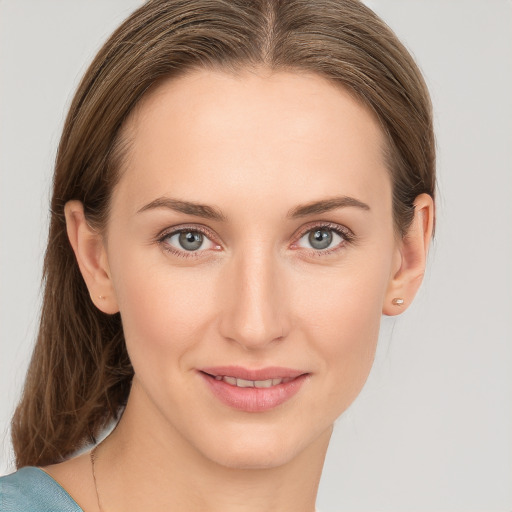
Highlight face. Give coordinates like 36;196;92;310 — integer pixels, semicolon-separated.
102;68;401;469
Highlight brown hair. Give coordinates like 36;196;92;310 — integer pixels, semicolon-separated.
12;0;435;467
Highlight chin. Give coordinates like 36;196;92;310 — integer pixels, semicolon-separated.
193;421;332;471
207;443;301;471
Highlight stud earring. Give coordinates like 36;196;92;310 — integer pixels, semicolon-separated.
392;297;404;306
98;295;106;300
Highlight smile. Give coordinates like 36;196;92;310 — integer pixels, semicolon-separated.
199;366;309;412
211;375;295;388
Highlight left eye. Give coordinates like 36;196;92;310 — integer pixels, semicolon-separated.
297;227;345;251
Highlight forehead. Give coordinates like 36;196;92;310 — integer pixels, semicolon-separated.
113;68;391;218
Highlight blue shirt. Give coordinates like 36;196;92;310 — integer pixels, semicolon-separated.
0;467;82;511
1;466;324;511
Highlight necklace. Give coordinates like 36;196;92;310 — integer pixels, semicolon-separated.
90;445;105;512
90;443;319;512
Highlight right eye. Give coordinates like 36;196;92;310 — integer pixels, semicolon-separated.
158;226;221;258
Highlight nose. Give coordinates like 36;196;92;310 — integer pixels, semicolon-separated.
218;246;291;351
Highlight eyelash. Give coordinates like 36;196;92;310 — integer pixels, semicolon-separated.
156;222;355;260
156;225;220;260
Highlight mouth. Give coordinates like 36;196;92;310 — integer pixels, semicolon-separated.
198;366;309;412
207;375;296;388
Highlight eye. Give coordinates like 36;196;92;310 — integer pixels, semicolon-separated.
294;223;352;254
172;231;207;251
158;226;220;257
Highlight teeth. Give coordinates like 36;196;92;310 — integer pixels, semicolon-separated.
236;378;254;388
254;379;274;388
215;376;287;388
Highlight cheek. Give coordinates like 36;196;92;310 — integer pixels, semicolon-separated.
295;261;388;409
297;259;387;340
110;250;217;368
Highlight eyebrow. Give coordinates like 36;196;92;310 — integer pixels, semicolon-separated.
286;196;370;218
137;195;370;220
137;197;227;221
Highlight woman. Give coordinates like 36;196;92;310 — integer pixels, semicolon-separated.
0;0;435;510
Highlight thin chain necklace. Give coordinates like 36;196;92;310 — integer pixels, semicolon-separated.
90;445;105;512
90;443;319;512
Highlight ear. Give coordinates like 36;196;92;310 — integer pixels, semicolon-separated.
383;193;434;316
64;200;119;315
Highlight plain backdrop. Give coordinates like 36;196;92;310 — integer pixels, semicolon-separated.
1;1;511;511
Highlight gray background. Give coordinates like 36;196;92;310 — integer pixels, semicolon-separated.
1;1;511;511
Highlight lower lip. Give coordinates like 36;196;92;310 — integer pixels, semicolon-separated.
200;372;309;412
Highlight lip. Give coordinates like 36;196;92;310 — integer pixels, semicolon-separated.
200;365;305;381
199;366;309;413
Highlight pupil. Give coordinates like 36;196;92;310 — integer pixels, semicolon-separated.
179;231;203;251
309;229;332;250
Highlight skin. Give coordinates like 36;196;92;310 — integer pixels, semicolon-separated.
44;68;433;512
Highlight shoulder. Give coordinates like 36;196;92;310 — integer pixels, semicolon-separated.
0;467;83;512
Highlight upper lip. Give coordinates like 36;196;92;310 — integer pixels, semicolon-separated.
199;366;307;381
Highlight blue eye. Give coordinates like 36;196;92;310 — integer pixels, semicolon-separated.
176;231;205;251
308;228;338;249
295;224;350;253
160;227;219;256
158;222;352;260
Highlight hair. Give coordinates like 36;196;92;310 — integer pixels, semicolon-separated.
11;0;435;468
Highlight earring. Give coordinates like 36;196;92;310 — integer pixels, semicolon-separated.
98;295;106;300
392;297;404;306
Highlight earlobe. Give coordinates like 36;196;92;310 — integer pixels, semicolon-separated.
383;193;434;316
64;200;119;314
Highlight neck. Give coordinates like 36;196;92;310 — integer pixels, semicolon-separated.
95;383;331;512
